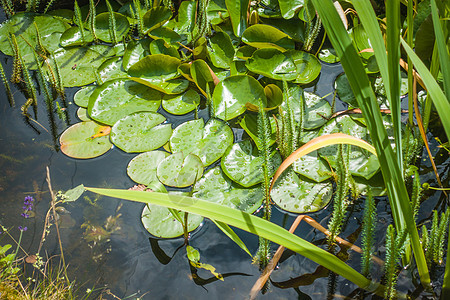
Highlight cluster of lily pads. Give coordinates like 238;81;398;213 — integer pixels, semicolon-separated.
0;1;397;239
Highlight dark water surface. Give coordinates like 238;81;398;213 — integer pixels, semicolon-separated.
0;44;448;299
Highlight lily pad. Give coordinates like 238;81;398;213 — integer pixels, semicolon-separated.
246;48;297;81
128;54;181;83
193;166;263;213
141;203;203;238
285;50;321;84
148;27;183;46
318;115;380;180
242;24;295;51
191;59;216;96
127;151;170;185
208;31;235;68
46;47;109;87
88;79;161;126
110;112;172;153
0;13;68;69
303;92;332;130
170;118;233;166
318;48;340;63
74;85;97;108
123;39;151;71
76;107;91;121
130;77;189;95
60;26;94;47
238;113;277;150
94;12;130;43
143;6;172;33
225;0;249;37
157;153;204;187
212;75;267;120
150;38;180;58
293;151;331;183
335;73;358;107
59;121;112;159
97;57;128;83
162;89;200;115
221;140;282;187
271;169;333;213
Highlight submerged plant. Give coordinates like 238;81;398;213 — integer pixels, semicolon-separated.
361;190;376;277
423;209;450;265
0;60;14;107
383;225;406;299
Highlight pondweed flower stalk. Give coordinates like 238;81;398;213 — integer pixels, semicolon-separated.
74;1;86;42
361;190;376;277
106;0;118;44
0;60;14;107
384;225;406;299
43;0;57;13
88;0;97;41
424;209;450;265
0;0;14;18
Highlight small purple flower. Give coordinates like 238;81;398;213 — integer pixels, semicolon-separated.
21;196;34;218
18;226;27;231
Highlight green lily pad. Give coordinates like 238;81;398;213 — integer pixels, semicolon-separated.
123;39;151;71
193;166;263;213
221;140;282;187
303;92;332;130
59;121;112;159
150;38;180;58
110;112;172;153
88;79;161;126
97;57;128;83
191;59;216;96
238;113;277;150
130;77;189;95
278;0;304;19
0;13;68;69
162;89;200;115
170;118;233;166
94;12;130;43
292;151;331;183
271;169;333;213
246;48;297;81
127;151;170;185
318;115;380;180
285;50;321;84
260;17;305;42
212;75;267;120
225;0;249;37
48;9;74;23
318;48;340;63
148;27;183;46
207;0;229;25
76;107;91;121
60;26;94;47
235;45;256;60
157;153;204;187
46;47;109;87
143;6;172;33
141;203;203;238
335;73;358;107
242;24;295;51
128;54;181;82
74;85;97;108
177;0;196;33
208;31;235;69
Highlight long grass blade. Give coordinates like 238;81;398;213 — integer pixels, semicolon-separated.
211;220;252;257
85;187;383;294
311;0;430;286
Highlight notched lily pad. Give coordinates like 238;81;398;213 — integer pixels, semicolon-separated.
97;57;128;82
246;48;297;81
271;169;333;213
59;121;112;159
127;151;170;185
221;140;282;187
242;24;295;51
143;6;172;33
60;26;94;47
110;112;172;153
128;54;181;83
157;152;204;187
285;50;321;84
193;166;263;213
141;203;203;238
162;89;200;115
293;151;331;183
170;118;233;166
95;12;130;43
88;79;161;126
74;85;97;108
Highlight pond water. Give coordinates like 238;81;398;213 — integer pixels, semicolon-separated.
0;43;448;299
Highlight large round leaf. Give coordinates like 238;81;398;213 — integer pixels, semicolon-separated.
162;89;200;115
60;26;94;47
246;48;297;81
131;78;189;95
59;121;112;159
221;140;282;187
170;118;233;166
128;54;181;83
46;47;109;87
143;6;172;33
285;50;322;84
212;75;267;120
293;151;331;183
149;39;180;58
0;13;68;69
123;39;151;71
208;31;235;68
193;166;263;213
303;92;332;130
191;59;216;96
127;151;170;185
94;12;130;43
88;79;161;126
156;153;204;187
110;112;172;153
74;85;97;108
318;115;380;180
241;24;295;51
97;57;128;83
141;203;203;238
148;27;182;46
271;169;333;213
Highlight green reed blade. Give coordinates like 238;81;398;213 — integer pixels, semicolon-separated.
311;0;430;286
211;220;252;257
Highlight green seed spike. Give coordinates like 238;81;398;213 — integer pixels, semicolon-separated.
428;210;439;263
144;0;151;10
361;190;376;277
9;34;22;84
20;53;38;118
384;224;398;300
89;0;97;41
421;224;429;253
74;0;86;42
435;209;450;264
106;0;118;44
133;0;144;36
34;22;49;58
51;54;66;103
44;0;57;13
0;61;14;107
0;0;15;18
